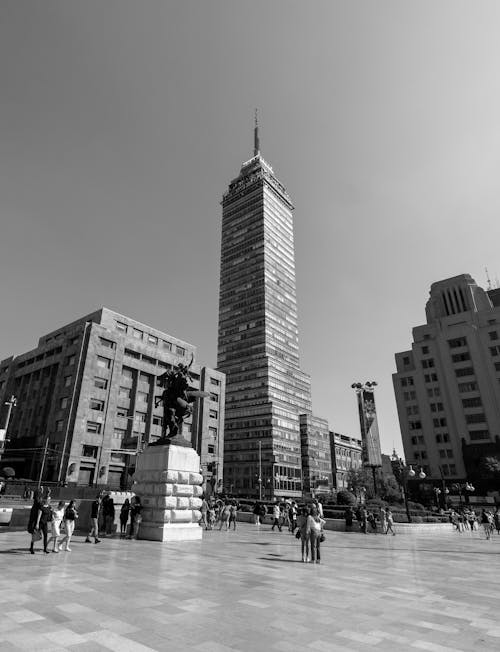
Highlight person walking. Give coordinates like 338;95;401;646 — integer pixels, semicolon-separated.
218;501;231;531
58;500;78;551
385;507;396;535
27;490;43;554
481;509;493;539
120;498;130;537
34;493;53;554
297;506;310;562
200;497;209;530
103;494;115;536
379;507;387;534
271;501;282;531
86;494;102;544
129;495;143;539
307;505;325;564
494;508;500;535
289;502;298;533
47;500;66;552
228;500;238;530
360;506;368;534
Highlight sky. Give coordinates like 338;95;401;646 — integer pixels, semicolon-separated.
1;1;500;456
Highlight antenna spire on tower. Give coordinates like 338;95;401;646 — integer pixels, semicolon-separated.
254;108;260;157
485;267;492;291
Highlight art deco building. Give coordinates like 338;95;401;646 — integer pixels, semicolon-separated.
393;274;500;486
218;121;312;499
329;431;363;490
0;308;225;489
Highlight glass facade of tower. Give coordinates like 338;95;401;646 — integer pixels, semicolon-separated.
218;152;311;499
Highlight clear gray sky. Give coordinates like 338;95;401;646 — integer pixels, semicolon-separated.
1;1;500;456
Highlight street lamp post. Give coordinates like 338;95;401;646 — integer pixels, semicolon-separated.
453;481;475;507
392;456;426;523
1;395;17;460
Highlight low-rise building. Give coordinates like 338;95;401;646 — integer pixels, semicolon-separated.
0;308;225;489
329;431;363;491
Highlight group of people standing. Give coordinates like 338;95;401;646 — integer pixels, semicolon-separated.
200;497;238;530
27;490;143;554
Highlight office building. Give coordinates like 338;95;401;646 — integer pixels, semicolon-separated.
218;120;312;499
329;431;363;490
0;308;225;488
299;414;333;496
393;274;500;486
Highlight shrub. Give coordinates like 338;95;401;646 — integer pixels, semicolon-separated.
336;490;357;506
412;516;424;523
392;513;409;523
366;498;388;509
407;501;426;511
425;516;440;523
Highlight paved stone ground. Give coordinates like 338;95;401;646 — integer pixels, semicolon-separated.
0;523;500;651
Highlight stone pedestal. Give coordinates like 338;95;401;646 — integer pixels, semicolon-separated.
132;444;203;541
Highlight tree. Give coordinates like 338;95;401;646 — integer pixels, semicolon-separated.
479;456;500;479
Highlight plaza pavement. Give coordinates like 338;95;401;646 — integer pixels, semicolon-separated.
0;523;500;651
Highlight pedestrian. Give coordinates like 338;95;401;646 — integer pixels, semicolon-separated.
59;500;78;551
200;497;209;530
219;501;231;531
344;506;353;531
47;500;66;552
360;506;368;534
228;500;238;530
314;499;324;518
103;494;115;536
129;495;143;539
307;505;325;564
271;501;282;531
27;489;43;554
297;506;310;562
494;508;500;535
385;507;396;535
289;501;298;533
86;494;102;544
367;510;378;533
379;507;387;533
120;498;130;537
280;501;289;530
33;493;53;554
208;500;216;529
481;509;493;539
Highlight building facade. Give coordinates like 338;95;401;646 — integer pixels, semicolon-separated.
0;308;225;489
300;414;333;496
218;123;312;499
393;274;500;486
329;431;363;490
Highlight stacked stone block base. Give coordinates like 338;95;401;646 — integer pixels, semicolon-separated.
132;444;203;542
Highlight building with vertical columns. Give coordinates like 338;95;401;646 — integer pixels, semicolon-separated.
329;431;363;491
393;274;500;488
300;414;333;496
218;119;312;499
0;308;225;488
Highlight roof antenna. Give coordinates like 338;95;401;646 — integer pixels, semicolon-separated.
485;267;492;291
254;108;260;157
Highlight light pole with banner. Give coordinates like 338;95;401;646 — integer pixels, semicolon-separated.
351;382;382;495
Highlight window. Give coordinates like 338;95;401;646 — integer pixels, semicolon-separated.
495;362;500;372
469;430;490;440
116;321;128;333
118;387;131;399
99;337;116;349
132;328;143;340
421;359;435;368
176;346;186;356
55;419;64;431
462;397;482;408
433;417;447;427
162;340;172;351
448;337;467;348
401;377;414;387
94;377;108;390
455;367;474;378
465;413;486;424
82;445;98;458
116;407;128;417
148;334;158;345
210;393;219;403
209;427;218;438
441;464;449;476
403;356;410;366
452;352;470;363
90;398;105;411
409;420;422;431
139;372;150;383
157;360;170;370
114;428;126;438
449;464;456;475
435;434;442;443
458;381;477;392
124;348;140;360
136;411;147;422
59;397;68;409
411;436;418;445
64;375;72;387
86;421;102;434
142;354;156;366
490;346;500;357
443;433;450;443
439;449;446;459
137;391;149;403
122;367;133;380
210;377;221;386
489;331;498;341
65;355;76;366
97;356;111;369
430;402;443;412
209;409;218;419
153;415;163;426
446;449;453;458
208;445;215;454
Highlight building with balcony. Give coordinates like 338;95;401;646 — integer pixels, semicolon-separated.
0;308;225;489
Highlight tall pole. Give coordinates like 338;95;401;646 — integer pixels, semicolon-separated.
258;440;262;501
37;438;49;489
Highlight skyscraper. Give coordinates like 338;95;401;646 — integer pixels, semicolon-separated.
393;274;500;490
218;118;311;499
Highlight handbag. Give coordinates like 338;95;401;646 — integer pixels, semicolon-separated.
319;532;325;543
295;529;301;539
32;529;42;542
